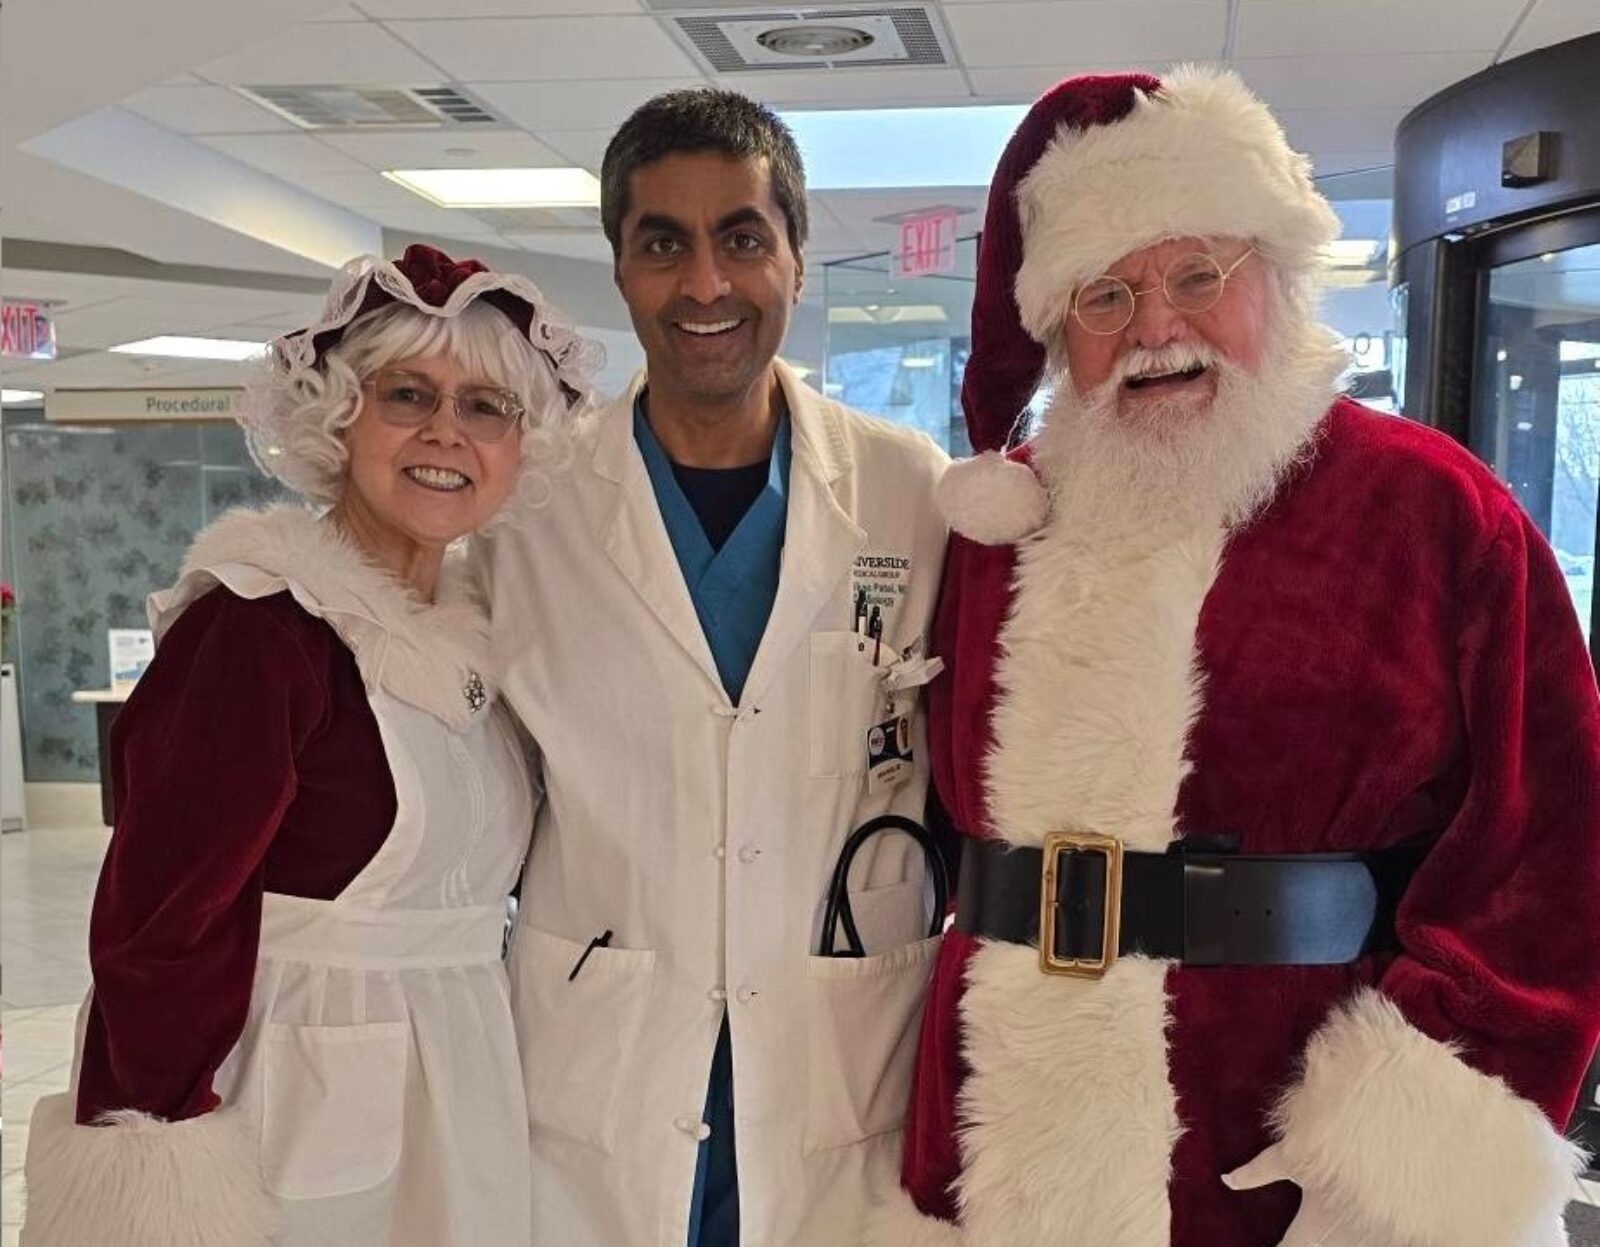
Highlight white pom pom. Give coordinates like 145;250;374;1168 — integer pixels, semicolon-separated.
936;451;1049;545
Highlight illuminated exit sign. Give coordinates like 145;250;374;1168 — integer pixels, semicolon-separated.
893;209;959;280
1;301;57;360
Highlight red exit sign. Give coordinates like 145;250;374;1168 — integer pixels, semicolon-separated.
894;210;959;280
1;301;57;360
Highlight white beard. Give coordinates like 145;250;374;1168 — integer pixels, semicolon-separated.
1032;316;1348;538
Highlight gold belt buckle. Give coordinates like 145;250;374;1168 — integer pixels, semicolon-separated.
1039;831;1124;978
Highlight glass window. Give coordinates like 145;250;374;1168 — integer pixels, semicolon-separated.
1475;242;1600;642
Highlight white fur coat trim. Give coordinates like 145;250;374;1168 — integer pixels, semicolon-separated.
1272;988;1585;1247
148;505;493;729
956;945;1178;1246
1014;65;1340;344
937;451;1051;545
22;1093;278;1247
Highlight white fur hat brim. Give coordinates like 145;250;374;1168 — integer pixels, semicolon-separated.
1014;65;1340;344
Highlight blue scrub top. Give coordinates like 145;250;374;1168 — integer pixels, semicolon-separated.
634;393;791;1245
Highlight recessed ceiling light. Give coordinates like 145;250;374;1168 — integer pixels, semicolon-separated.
756;24;874;58
2;389;44;404
109;336;265;361
384;167;601;209
900;356;939;368
828;305;949;325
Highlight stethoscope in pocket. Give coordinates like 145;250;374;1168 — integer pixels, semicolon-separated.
818;814;951;957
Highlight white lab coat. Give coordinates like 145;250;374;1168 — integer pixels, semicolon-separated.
481;361;950;1247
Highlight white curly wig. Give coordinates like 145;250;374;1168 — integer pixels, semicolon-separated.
242;295;588;519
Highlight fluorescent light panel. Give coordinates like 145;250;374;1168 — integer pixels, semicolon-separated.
384;167;601;209
110;336;265;361
2;389;44;404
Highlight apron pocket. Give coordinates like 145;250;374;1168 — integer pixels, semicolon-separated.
809;631;891;777
512;926;656;1154
803;933;941;1154
261;1021;409;1200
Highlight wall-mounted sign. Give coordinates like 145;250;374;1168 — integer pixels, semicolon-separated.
47;387;244;423
893;209;959;280
1;301;57;360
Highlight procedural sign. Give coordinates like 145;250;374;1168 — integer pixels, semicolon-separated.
47;388;243;423
1;301;57;360
893;209;959;280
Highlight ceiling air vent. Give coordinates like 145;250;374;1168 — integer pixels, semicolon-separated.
238;84;502;130
664;6;952;73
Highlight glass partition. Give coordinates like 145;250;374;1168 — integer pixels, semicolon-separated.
821;236;977;454
2;418;290;782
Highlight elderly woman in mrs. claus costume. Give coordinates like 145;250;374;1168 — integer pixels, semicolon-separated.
21;244;599;1247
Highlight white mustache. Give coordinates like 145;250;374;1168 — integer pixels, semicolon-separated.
1113;342;1221;385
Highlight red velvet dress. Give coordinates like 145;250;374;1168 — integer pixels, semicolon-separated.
892;400;1600;1247
77;586;395;1125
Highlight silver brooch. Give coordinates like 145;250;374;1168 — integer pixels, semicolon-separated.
464;671;487;713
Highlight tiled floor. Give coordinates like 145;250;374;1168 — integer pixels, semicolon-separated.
1;822;1597;1246
2;824;108;1247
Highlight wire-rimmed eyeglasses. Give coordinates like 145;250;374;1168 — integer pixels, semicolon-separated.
1070;247;1257;336
362;371;525;443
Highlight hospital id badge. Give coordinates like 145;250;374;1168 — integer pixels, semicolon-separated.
866;713;913;795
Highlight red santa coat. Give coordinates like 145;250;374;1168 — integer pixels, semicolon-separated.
886;398;1600;1246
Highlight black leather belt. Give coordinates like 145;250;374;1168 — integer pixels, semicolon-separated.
954;832;1424;978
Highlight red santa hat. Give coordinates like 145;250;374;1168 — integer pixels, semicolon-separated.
941;65;1341;544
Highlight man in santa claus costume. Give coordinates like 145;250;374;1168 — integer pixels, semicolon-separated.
869;66;1600;1247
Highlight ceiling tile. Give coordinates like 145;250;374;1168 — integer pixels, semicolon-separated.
316;128;567;171
1235;0;1521;57
52;295;272;350
199;133;376;179
122;85;296;136
1505;0;1600;57
1233;52;1490;112
303;4;369;19
968;62;1167;100
368;202;505;241
1274;106;1407;156
196;21;446;86
945;2;1225;67
728;68;973;108
362;0;642;14
387;16;702;82
471;78;706;132
294;170;432;209
532;128;616;173
504;230;615;263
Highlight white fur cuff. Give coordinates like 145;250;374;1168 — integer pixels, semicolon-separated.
862;1182;966;1247
22;1093;279;1247
1273;989;1584;1247
936;452;1049;545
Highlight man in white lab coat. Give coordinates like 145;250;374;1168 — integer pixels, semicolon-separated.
478;89;951;1247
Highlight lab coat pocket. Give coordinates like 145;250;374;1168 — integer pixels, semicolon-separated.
802;932;941;1154
261;1020;409;1200
512;926;657;1155
809;631;889;777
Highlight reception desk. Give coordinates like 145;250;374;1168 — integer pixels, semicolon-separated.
71;687;131;826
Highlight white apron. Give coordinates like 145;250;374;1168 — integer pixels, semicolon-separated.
212;691;536;1246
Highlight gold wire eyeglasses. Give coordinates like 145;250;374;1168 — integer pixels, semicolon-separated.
1070;247;1257;336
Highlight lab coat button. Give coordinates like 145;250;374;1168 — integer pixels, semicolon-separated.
675;1115;708;1138
713;844;727;860
708;987;727;1002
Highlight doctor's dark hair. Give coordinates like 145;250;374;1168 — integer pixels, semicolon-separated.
600;89;809;257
